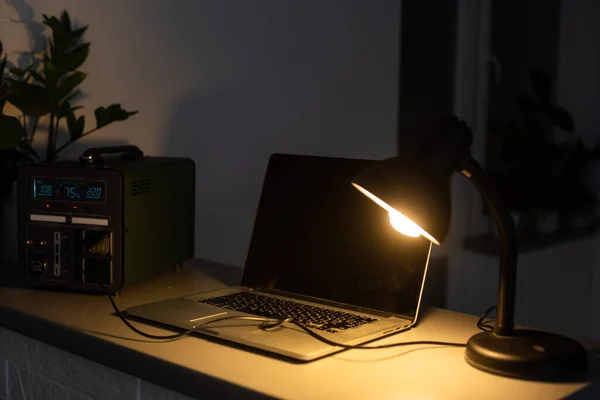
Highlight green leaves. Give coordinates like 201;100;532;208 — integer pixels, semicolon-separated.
2;11;139;161
0;55;6;111
43;60;59;90
43;11;90;75
59;102;85;141
9;68;24;79
9;64;36;84
60;10;71;32
29;70;45;84
95;104;138;129
516;87;575;133
57;71;86;100
0;41;23;150
63;43;89;72
0;115;26;149
7;82;52;117
543;104;574;132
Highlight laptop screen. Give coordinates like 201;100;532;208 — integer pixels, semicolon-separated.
241;153;432;320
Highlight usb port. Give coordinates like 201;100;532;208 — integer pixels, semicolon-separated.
55;244;59;252
55;255;59;263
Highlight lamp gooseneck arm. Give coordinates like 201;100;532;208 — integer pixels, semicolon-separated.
460;158;518;336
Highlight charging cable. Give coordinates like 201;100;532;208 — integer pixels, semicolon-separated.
100;284;475;349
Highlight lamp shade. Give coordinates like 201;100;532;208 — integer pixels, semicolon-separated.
352;116;473;245
352;157;451;245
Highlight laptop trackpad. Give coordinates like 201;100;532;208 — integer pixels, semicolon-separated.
128;298;228;326
182;300;232;322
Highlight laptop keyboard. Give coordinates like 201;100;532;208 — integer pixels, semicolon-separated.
199;292;376;333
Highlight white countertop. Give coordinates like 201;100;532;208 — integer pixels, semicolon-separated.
1;259;598;399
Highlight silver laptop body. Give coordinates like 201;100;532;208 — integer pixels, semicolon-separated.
128;154;433;361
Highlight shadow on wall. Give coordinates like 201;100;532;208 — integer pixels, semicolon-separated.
5;0;45;67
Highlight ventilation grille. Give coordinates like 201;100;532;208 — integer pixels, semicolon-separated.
131;179;151;196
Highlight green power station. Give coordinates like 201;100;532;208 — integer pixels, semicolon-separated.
17;146;195;294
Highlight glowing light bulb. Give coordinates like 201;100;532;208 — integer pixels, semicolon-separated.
388;211;422;237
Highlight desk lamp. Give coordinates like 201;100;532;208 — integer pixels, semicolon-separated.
352;116;587;381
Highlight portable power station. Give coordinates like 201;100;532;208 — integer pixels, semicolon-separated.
17;146;195;294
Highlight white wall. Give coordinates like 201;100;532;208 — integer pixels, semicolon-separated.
449;236;599;339
5;0;400;267
556;0;600;147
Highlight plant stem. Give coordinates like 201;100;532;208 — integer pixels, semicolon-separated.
54;127;98;156
46;112;55;162
29;117;39;145
54;111;61;144
21;142;40;161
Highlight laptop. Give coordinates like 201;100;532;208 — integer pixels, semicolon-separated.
127;153;432;361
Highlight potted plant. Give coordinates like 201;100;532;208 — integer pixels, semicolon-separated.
0;40;33;262
0;11;137;261
556;140;600;230
487;69;574;236
0;44;27;186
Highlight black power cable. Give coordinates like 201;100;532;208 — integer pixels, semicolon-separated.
476;305;497;332
101;285;492;350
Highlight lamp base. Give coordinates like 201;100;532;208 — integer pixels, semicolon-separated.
465;329;588;382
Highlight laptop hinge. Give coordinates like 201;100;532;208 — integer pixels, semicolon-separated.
252;287;412;320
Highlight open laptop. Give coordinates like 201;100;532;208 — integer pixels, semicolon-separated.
127;153;432;361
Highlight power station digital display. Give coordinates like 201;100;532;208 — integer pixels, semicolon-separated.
33;177;106;203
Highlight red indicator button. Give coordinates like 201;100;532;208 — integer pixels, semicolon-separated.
72;205;78;210
45;203;50;209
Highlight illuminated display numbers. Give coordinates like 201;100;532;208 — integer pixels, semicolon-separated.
39;184;52;195
33;178;104;202
66;187;79;199
86;187;102;198
63;187;102;199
